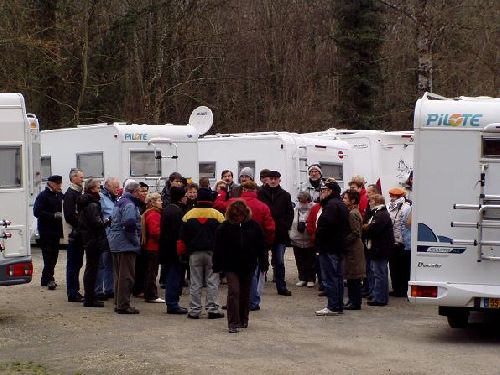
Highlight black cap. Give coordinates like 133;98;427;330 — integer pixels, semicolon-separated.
47;175;62;184
322;181;341;194
268;170;281;178
139;181;149;189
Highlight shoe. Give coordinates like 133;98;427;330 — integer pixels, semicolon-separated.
296;281;306;287
116;307;140;314
208;311;225;319
250;305;260;311
96;294;108;301
83;300;104;308
318;291;327;297
315;307;341;316
278;289;292;296
318;284;324;291
344;304;361;310
187;313;199;319
146;298;165;303
68;295;83;303
47;281;57;290
228;327;239;333
167;307;188;315
104;292;114;299
366;295;374;302
221;305;227;310
306;281;315;288
367;301;387;306
41;282;48;287
238;322;248;328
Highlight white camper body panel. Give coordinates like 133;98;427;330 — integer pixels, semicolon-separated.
410;93;500;323
0;93;34;285
198;132;352;198
305;129;414;198
41;123;200;191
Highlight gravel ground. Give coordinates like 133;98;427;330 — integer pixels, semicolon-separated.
0;248;499;375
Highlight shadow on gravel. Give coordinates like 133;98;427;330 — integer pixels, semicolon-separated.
0;362;55;375
429;312;500;344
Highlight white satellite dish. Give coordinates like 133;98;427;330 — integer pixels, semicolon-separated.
189;106;213;135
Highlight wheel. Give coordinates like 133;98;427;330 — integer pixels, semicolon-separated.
447;311;469;328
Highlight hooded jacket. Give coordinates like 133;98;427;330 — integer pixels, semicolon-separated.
107;192;142;254
77;192;109;252
363;205;395;260
212;202;269;274
315;193;350;255
289;202;314;248
258;185;294;245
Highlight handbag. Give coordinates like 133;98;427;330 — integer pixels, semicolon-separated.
296;210;306;233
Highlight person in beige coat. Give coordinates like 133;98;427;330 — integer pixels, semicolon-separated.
342;190;366;310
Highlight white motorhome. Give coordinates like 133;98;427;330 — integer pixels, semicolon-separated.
198;132;352;198
305;129;414;198
409;93;500;328
0;93;39;285
40;107;213;191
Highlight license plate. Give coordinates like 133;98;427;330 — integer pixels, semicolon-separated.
476;297;500;309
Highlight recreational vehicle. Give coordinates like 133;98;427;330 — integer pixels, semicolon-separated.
409;93;500;328
40;107;213;191
198;132;353;198
305;129;414;197
0;93;38;285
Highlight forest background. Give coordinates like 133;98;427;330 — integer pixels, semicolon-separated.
0;0;498;133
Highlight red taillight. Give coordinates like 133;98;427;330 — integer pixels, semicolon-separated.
411;285;438;298
6;262;33;277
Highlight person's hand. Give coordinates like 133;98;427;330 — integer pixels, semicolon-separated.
54;212;62;220
104;217;112;227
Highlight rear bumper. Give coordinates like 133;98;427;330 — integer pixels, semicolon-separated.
408;281;500;308
0;256;32;286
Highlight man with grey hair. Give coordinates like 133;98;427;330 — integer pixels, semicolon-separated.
64;168;85;302
107;180;142;314
95;177;120;300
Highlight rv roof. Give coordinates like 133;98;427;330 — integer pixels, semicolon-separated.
0;93;24;107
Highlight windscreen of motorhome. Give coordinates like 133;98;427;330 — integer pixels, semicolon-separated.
130;151;161;177
483;138;500;158
320;162;343;181
0;146;22;188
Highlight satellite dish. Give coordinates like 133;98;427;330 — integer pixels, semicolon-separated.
189;106;213;135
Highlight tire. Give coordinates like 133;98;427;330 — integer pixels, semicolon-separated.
447;311;469;328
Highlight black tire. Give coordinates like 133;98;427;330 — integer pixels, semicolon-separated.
447;311;469;328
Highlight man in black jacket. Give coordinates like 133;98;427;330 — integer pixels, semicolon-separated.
64;168;85;302
258;170;294;296
315;181;350;316
159;186;188;314
33;175;63;290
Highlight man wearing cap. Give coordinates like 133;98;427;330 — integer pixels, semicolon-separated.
34;175;64;290
258;170;294;296
259;169;271;189
314;181;350;316
387;187;411;297
302;164;324;203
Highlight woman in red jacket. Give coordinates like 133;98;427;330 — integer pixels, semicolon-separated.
141;192;165;303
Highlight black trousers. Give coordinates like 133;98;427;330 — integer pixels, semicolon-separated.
133;249;147;296
83;247;102;303
144;251;159;301
389;244;410;296
40;236;60;285
347;278;362;307
226;272;252;329
293;246;316;282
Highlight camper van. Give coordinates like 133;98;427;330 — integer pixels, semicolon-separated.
409;93;500;328
305;129;414;197
0;93;38;285
198;132;352;198
40;107;213;191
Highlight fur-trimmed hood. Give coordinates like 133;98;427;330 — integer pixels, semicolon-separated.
225;200;252;224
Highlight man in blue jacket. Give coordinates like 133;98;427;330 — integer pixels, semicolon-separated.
107;180;142;314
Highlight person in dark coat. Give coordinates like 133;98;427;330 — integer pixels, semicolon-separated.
159;186;188;314
213;200;269;333
33;175;63;290
363;194;394;306
77;178;110;307
314;181;350;316
257;170;294;296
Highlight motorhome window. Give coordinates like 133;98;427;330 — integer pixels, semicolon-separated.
77;152;104;178
0;146;22;188
320;162;343;181
238;161;255;176
199;162;216;179
482;138;500;158
41;156;52;181
130;151;161;177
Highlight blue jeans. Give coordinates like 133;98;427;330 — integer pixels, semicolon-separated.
272;243;287;292
66;240;84;298
164;262;183;310
363;258;373;295
95;250;114;295
249;265;265;309
370;259;389;304
319;252;344;312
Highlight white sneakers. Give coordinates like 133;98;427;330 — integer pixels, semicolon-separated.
306;281;315;288
296;281;315;287
147;298;165;303
315;307;341;316
296;281;306;286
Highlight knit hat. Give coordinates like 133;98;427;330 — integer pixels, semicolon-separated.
308;164;322;176
239;167;254;180
170;186;186;203
197;187;214;202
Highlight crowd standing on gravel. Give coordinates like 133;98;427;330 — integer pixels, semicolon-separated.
33;165;413;333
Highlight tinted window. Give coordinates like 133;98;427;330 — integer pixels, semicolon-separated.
77;152;104;178
41;156;52;181
483;138;500;158
130;151;160;177
320;162;343;181
199;162;216;179
0;146;22;188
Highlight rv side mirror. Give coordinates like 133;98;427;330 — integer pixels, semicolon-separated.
154;150;162;159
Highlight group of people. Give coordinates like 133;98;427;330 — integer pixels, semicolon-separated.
33;164;412;333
